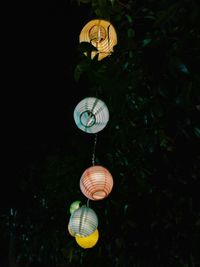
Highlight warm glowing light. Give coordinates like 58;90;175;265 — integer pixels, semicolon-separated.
80;165;113;200
75;229;99;249
79;19;117;61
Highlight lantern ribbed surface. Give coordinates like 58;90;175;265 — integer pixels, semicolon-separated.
68;223;75;237
69;206;98;237
79;19;117;61
73;97;109;134
75;229;99;249
80;165;114;201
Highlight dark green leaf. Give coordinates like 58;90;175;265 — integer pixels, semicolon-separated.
78;42;98;53
194;127;200;138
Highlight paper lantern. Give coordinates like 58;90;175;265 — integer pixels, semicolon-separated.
73;97;109;134
80;165;113;200
68;223;75;237
69;200;81;214
79;19;117;61
75;229;99;249
68;206;98;237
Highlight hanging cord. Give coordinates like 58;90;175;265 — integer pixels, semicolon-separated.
92;133;98;166
107;24;111;53
87;198;90;208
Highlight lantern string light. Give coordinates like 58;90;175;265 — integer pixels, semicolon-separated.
91;97;99;113
68;18;116;248
107;25;111;51
92;133;98;166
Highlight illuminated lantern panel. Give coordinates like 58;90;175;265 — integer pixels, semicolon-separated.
68;206;98;237
80;165;113;201
68;223;75;237
75;229;99;249
79;19;117;61
73;97;109;134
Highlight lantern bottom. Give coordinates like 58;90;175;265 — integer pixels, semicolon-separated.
92;190;107;200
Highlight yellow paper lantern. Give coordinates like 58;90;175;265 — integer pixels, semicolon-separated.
75;229;99;249
80;165;113;201
68;206;98;237
79;19;117;61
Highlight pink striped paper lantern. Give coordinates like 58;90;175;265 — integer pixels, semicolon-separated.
80;165;113;201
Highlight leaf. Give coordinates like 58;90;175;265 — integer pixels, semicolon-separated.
79;0;91;3
124;204;128;215
178;63;189;74
74;60;90;81
78;42;98;53
127;28;135;38
194;127;200;138
125;14;133;23
109;0;115;6
122;61;129;70
142;38;152;47
169;57;190;75
156;2;180;24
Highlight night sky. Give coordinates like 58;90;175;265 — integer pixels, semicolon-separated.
2;3;91;209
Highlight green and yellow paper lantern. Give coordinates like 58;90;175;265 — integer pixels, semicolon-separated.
69;200;81;214
79;19;117;61
75;228;99;249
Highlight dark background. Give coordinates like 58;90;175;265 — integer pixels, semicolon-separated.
3;3;90;208
2;3;91;265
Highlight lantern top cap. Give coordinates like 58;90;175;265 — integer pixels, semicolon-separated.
84;165;111;171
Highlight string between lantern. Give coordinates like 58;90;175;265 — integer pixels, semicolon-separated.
87;198;90;208
92;133;98;166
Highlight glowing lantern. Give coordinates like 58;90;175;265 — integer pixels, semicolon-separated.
68;223;75;237
79;19;117;61
68;206;98;237
75;228;99;249
73;97;109;134
69;200;81;214
80;165;113;201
